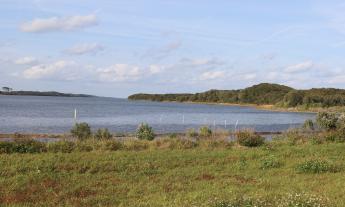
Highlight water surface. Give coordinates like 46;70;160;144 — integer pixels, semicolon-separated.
0;95;315;133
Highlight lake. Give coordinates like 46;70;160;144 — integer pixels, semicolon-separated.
0;95;315;134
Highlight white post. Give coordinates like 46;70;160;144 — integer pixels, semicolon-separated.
235;120;239;131
74;109;77;123
213;120;216;130
224;120;227;129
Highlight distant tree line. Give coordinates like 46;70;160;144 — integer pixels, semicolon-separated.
128;83;345;108
0;90;94;97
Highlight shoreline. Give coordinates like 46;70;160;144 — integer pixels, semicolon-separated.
155;100;319;113
0;131;284;140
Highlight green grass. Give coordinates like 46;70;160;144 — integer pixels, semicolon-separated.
1;139;345;206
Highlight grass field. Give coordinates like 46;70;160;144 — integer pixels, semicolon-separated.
1;135;345;207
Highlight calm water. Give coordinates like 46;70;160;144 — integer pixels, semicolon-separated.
0;95;315;133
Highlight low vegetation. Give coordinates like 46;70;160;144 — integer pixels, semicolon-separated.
2;131;345;206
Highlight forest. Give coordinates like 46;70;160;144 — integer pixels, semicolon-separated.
128;83;345;108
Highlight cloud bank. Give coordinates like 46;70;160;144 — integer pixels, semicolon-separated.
20;14;98;33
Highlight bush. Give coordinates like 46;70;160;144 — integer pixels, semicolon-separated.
199;126;212;137
296;159;340;173
47;141;76;153
102;140;124;151
71;122;92;140
94;128;112;140
0;142;16;153
316;112;338;131
303;119;314;130
168;139;198;150
186;128;198;138
236;130;265;147
0;139;47;154
136;123;155;140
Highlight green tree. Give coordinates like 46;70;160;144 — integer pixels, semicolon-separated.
71;122;92;140
316;112;338;131
136;123;155;141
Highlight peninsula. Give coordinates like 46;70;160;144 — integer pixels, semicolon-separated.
128;83;345;111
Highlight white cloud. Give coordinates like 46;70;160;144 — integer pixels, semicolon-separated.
65;43;104;55
97;64;143;82
14;57;37;65
199;71;225;80
22;60;76;79
148;64;164;74
284;61;314;73
20;14;98;33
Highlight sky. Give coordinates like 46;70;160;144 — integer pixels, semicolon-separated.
1;0;345;97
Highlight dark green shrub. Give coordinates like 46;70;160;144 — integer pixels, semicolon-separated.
13;139;46;153
186;128;198;138
47;141;76;153
236;130;265;147
0;140;46;154
296;159;340;173
199;126;212;137
136;123;155;140
316;112;338;131
0;142;16;153
71;122;92;140
94;128;112;140
303;119;314;130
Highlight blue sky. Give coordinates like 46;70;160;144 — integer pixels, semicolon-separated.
1;0;345;97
